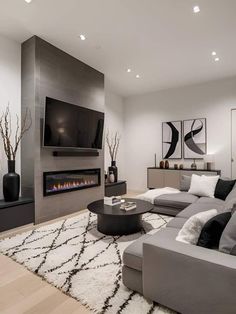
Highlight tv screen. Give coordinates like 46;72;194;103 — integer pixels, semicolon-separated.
43;97;104;149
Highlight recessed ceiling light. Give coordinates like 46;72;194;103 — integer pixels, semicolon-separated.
25;0;32;3
79;34;86;41
215;57;220;62
193;5;200;13
212;51;217;56
136;74;140;79
127;69;131;73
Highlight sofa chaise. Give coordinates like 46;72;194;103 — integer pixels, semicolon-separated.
122;183;236;314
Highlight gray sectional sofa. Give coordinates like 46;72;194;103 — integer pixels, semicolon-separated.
122;185;236;314
152;191;199;216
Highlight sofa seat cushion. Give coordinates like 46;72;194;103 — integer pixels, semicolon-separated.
123;234;151;271
154;192;199;210
167;217;188;229
178;201;224;219
151;205;180;216
196;197;225;206
152;226;179;241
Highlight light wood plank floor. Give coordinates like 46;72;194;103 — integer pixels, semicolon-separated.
0;209;92;314
0;254;91;314
0;191;140;314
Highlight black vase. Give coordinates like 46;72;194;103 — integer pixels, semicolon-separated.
109;161;118;182
3;160;20;202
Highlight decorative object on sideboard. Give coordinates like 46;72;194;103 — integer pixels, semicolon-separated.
0;105;32;202
183;118;207;159
179;164;184;169
162;121;182;159
191;159;197;170
154;153;157;167
104;171;108;184
106;131;121;182
164;160;169;169
109;171;115;183
174;164;178;170
159;160;165;169
205;154;215;171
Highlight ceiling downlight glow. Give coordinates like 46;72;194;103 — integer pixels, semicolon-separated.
136;74;140;79
193;6;200;13
127;69;131;73
212;51;217;56
79;34;86;41
215;57;220;62
25;0;32;3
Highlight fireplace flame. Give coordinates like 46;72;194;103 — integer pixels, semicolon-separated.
51;180;95;191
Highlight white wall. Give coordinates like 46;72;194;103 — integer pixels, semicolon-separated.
105;88;125;180
0;35;21;197
124;77;236;192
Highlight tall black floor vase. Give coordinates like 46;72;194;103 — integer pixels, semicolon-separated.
3;160;20;202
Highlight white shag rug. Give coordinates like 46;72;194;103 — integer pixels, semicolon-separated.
0;211;175;314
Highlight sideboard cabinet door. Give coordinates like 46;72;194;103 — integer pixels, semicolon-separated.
147;169;164;188
164;170;180;189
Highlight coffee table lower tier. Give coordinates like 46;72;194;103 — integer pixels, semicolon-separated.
97;213;142;235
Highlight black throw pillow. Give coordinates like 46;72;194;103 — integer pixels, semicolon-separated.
197;212;231;249
230;244;236;256
214;179;236;200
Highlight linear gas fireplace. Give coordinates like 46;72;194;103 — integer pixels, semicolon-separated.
43;168;101;196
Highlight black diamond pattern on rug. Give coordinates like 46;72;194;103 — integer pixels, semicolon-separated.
0;211;175;314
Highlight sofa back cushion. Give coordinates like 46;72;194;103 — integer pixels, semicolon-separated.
224;187;236;212
197;212;231;249
230;244;236;256
219;212;236;254
176;209;218;245
188;174;219;198
214;179;236;200
180;175;191;191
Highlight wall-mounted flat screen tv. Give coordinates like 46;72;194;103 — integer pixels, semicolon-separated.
43;97;104;149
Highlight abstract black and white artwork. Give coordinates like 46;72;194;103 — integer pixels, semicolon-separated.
162;121;182;159
183;118;207;159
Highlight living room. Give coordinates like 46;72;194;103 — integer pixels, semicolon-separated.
1;1;236;314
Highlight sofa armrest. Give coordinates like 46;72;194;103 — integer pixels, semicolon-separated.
143;228;236;314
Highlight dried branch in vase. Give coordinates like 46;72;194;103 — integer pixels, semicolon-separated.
0;104;32;161
106;130;121;162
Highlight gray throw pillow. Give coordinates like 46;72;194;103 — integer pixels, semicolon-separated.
224;187;236;212
180;175;191;191
219;212;236;254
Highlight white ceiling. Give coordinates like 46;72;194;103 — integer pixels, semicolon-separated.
1;0;236;97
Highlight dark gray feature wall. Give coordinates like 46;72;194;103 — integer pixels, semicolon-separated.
21;36;105;224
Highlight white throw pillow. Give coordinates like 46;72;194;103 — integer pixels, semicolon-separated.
176;209;218;244
188;174;219;198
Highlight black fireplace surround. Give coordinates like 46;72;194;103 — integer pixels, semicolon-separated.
43;168;101;196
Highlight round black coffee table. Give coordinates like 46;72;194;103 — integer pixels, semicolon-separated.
87;198;153;235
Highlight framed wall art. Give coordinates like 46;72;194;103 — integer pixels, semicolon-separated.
183;118;207;159
162;121;182;159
